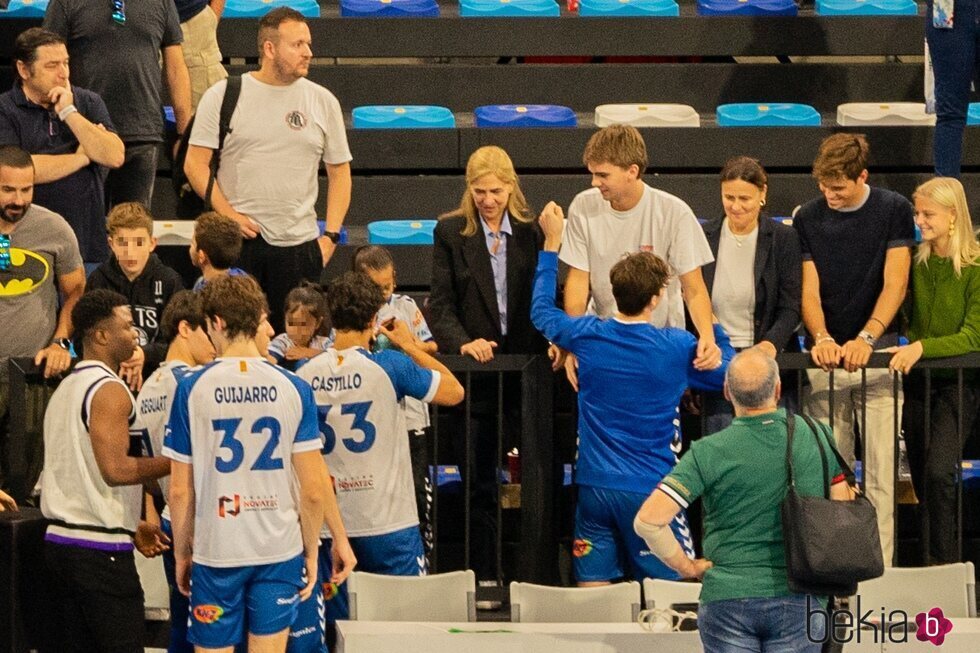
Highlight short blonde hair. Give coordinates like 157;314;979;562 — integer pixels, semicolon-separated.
582;124;648;174
912;177;980;276
439;146;532;237
106;202;153;236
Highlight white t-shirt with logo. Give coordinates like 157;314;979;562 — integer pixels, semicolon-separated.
190;74;352;247
559;184;713;327
376;293;434;432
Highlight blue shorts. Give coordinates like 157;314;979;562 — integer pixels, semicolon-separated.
188;554;305;649
573;485;694;583
296;526;426;630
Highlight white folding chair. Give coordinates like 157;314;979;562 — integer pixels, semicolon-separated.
642;578;702;610
347;570;476;622
854;562;976;618
509;581;641;623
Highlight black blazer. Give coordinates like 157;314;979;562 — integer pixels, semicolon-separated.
701;216;802;352
429;215;546;356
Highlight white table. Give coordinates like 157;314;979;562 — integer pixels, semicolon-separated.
336;621;703;653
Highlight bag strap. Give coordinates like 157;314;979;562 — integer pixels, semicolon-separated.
204;74;243;210
794;410;831;498
799;412;858;488
784;408;797;490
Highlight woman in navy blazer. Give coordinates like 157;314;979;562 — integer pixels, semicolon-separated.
700;156;802;433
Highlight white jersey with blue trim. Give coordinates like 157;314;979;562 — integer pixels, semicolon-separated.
41;361;141;551
376;294;435;431
132;361;192;521
296;347;439;537
162;357;323;567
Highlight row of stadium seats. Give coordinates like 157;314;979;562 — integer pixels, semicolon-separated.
0;0;919;17
341;103;977;129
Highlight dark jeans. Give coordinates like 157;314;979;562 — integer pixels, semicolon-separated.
239;236;323;333
699;595;825;653
42;542;145;653
903;372;979;563
927;0;980;177
106;142;159;209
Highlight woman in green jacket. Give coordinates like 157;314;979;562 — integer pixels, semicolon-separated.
889;176;980;563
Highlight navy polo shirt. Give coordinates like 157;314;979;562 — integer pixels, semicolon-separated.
174;0;209;23
0;83;115;263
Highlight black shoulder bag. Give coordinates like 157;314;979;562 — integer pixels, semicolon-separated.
780;412;884;597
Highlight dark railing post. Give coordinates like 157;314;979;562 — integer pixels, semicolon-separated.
519;355;555;584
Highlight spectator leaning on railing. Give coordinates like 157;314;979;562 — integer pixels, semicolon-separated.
888;176;980;564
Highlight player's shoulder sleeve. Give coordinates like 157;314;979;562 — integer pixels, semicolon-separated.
373;350;438;403
161;363;215;463
398;295;434;342
659;444;707;509
269;365;323;453
665;200;714;275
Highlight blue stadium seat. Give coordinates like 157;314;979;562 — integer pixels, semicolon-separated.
474;104;577;127
0;0;48;17
340;0;440;17
579;0;679;16
224;0;321;18
697;0;797;15
967;103;980;125
352;106;455;129
368;219;438;245
716;103;821;127
460;0;560;17
816;0;916;15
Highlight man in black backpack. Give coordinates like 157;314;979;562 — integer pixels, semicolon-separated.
183;7;352;332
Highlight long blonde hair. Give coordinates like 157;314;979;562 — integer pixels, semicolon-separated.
439;146;532;237
912;177;980;276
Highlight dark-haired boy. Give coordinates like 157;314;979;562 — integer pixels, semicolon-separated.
87;201;184;388
532;202;734;586
41;289;170;652
132;290;214;653
295;272;463;627
190;210;246;291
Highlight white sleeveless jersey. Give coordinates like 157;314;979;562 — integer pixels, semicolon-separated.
41;361;141;551
296;347;438;537
132;361;191;521
375;294;434;431
162;357;322;567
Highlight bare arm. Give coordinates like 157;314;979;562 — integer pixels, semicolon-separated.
31;153;90;184
64;113;124;168
162;45;192;135
208;0;225;17
168;460;195;596
802;260;841;370
184;145;259;237
293;449;327;599
317;162;353;265
89;383;170;486
35;267;85;377
680;268;722;370
382;320;465;406
318;458;356;584
563;267;590;317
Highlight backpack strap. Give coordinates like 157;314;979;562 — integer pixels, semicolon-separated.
204;74;243;210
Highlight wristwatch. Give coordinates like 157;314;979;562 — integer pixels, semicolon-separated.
51;337;72;351
857;330;877;348
323;230;341;244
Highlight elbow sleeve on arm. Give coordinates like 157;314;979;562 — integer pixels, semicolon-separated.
633;513;679;560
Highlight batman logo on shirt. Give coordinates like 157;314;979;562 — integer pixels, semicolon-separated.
0;248;50;297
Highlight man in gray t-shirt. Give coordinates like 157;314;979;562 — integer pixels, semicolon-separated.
44;0;191;209
0;145;84;496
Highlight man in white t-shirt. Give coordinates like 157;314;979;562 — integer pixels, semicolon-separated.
557;124;721;386
184;7;352;332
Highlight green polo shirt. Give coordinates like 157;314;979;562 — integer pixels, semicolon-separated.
660;409;842;604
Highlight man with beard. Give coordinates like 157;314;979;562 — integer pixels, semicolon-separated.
0;27;125;267
0;145;85;496
183;7;352;332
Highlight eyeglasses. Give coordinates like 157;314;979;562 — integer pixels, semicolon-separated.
0;235;10;272
111;0;126;24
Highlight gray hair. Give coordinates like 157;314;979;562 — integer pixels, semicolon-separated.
725;350;780;409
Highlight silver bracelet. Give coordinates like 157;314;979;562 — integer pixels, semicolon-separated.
57;104;78;121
